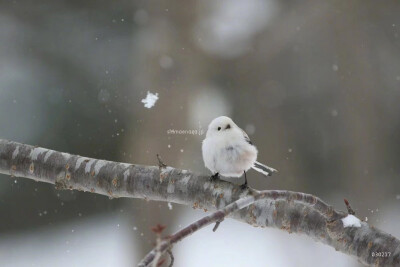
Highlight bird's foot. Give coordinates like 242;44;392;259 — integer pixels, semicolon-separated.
241;170;248;189
210;173;219;181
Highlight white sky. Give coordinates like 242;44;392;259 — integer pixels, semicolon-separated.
0;215;134;267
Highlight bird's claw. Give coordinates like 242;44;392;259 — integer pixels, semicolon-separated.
210;173;219;181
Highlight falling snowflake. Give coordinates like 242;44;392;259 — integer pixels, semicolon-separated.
141;91;159;109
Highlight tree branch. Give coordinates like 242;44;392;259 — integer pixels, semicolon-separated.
138;190;342;267
0;139;399;266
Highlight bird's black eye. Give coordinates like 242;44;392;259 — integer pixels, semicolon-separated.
225;124;231;129
217;127;221;131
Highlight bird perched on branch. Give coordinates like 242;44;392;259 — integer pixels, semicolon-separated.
202;116;277;188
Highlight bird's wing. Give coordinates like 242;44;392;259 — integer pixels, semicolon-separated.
240;128;253;145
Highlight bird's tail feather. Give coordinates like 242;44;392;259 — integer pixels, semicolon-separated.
251;161;278;177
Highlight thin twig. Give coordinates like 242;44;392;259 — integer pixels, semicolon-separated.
157;154;167;169
150;224;166;267
343;198;355;215
167;250;174;267
212;220;222;232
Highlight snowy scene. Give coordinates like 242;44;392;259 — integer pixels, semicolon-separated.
0;1;399;267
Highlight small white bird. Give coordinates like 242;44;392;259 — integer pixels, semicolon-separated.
202;116;277;188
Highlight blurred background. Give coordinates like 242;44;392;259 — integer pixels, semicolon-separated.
0;0;399;266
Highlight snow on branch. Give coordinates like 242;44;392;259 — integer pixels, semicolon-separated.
0;139;399;266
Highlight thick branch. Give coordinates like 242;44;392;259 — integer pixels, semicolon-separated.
0;139;399;266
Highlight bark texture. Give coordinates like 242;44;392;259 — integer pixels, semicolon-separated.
0;139;399;266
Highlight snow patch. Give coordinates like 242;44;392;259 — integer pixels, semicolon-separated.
141;91;159;108
12;146;19;159
341;215;362;228
30;147;48;160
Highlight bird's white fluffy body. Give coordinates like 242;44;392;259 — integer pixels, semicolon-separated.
202;116;276;178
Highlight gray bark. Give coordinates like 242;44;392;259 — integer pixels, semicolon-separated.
0;139;399;266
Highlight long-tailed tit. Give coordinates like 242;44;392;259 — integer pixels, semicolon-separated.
202;116;277;188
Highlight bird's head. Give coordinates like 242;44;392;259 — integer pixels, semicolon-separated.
206;116;236;137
